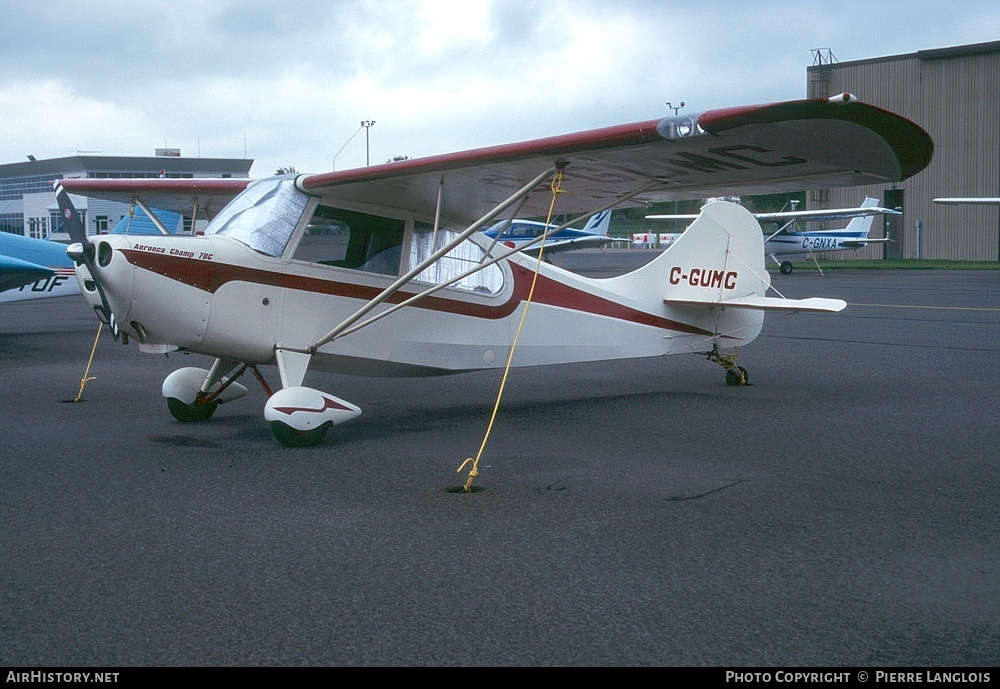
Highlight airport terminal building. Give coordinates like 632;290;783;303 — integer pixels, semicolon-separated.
0;153;253;238
808;40;1000;261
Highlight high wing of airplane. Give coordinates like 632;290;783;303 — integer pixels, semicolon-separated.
481;209;615;257
54;177;252;225
648;197;901;274
59;94;933;449
934;197;1000;205
0;230;79;303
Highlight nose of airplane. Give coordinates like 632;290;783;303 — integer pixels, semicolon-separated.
69;236;135;332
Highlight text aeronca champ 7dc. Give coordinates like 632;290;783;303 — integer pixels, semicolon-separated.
58;94;933;447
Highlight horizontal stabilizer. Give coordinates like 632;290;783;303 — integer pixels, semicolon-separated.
664;294;846;313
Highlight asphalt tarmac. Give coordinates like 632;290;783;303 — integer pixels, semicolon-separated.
1;255;997;667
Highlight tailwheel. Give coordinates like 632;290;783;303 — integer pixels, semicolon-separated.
166;397;220;422
270;420;332;447
703;344;751;387
725;366;749;387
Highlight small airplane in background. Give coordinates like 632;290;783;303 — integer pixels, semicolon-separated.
1;204;191;304
757;197;898;274
481;209;615;256
0;231;79;303
648;197;900;274
58;94;932;449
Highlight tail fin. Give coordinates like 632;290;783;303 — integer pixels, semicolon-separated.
659;201;770;304
53;181;87;244
581;209;612;235
844;197;879;238
619;201;846;352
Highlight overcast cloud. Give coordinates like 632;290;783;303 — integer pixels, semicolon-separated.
1;0;996;176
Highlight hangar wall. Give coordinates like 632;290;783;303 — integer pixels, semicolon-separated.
808;41;1000;261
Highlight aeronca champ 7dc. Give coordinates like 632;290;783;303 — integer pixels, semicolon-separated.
58;94;932;447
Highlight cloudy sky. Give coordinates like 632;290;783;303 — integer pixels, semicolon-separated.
1;0;996;177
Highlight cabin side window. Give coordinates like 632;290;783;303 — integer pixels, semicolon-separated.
292;205;405;277
409;222;504;294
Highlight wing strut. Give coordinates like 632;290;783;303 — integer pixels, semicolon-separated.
431;176;443;249
131;195;171;235
302;164;562;353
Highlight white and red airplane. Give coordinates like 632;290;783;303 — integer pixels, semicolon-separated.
58;94;932;446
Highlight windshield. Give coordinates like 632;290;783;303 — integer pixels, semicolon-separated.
205;177;309;257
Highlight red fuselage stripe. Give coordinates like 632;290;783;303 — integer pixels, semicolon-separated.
119;249;712;336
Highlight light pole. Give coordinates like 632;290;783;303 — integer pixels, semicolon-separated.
666;101;685;116
361;120;376;166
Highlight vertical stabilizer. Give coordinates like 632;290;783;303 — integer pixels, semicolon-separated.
604;201;772;351
581;209;612;235
844;197;879;237
658;200;770;302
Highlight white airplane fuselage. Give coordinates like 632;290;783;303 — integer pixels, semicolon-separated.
74;221;764;379
765;229;874;262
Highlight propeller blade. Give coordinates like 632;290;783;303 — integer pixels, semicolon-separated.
55;181;119;338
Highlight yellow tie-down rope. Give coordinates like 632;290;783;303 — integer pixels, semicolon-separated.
71;201;139;402
457;170;567;492
71;324;103;402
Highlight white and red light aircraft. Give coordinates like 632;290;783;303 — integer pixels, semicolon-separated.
59;94;932;446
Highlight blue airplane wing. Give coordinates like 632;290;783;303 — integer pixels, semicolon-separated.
0;253;56;291
0;231;74;294
111;206;184;234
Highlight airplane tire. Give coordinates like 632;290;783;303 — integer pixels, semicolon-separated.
726;366;749;386
270;420;332;447
779;261;793;275
167;397;219;422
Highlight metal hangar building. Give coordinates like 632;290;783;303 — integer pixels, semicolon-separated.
808;40;1000;261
